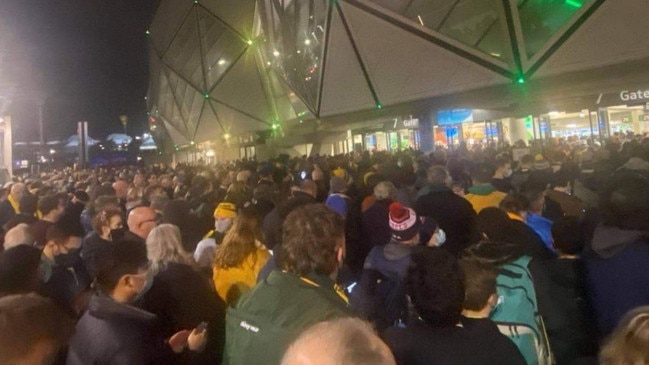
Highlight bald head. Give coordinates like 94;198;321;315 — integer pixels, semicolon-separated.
112;180;129;199
10;183;25;202
281;318;395;365
127;207;157;240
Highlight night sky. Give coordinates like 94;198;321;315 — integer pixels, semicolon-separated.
1;0;160;142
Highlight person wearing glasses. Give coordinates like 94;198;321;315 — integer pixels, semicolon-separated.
124;207;157;244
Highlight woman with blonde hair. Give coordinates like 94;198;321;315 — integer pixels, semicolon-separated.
600;306;649;365
213;208;269;304
140;224;226;364
145;224;194;271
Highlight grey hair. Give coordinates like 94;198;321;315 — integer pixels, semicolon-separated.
145;224;194;271
373;181;397;201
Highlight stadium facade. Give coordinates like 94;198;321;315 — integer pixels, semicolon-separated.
147;0;649;162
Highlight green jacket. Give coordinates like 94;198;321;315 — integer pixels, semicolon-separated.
223;270;353;365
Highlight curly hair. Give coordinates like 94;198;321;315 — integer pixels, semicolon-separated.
91;208;123;237
277;204;345;277
406;247;465;328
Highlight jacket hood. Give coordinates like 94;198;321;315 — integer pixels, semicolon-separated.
590;224;649;259
383;241;414;261
89;294;157;324
467;185;497;196
464;241;525;265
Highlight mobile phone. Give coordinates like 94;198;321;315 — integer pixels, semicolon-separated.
300;171;307;180
196;321;209;333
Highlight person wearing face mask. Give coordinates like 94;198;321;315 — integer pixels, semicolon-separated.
421;217;447;248
212;208;269;305
492;157;514;194
81;208;125;278
351;202;422;331
39;223;91;317
66;240;208;365
194;202;237;272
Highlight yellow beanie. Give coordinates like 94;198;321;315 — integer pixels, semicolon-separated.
214;202;237;219
332;168;347;180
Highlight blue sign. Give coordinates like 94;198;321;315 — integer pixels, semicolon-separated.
437;109;474;126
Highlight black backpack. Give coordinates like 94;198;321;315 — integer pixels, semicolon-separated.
350;267;408;331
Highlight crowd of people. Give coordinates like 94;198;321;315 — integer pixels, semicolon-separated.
1;132;649;364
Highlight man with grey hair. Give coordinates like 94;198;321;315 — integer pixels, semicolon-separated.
0;183;25;228
362;181;398;248
281;317;395;365
3;223;34;250
415;166;478;255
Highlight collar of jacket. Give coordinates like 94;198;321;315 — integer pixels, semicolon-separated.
88;293;157;323
467;185;497;196
279;270;348;305
7;194;19;213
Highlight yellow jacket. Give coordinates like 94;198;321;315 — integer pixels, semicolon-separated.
213;246;270;305
464;185;506;213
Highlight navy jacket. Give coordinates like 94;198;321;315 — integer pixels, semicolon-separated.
583;224;649;337
67;294;177;365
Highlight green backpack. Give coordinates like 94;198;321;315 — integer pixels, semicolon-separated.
490;256;553;365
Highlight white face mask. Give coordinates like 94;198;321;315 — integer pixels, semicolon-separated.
503;168;513;178
427;228;447;247
215;218;233;233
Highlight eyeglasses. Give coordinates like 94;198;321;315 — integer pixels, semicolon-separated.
138;218;158;228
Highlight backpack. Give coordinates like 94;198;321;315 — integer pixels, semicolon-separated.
349;247;410;331
490;255;553;365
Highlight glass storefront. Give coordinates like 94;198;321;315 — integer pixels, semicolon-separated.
433;121;501;148
355;129;420;152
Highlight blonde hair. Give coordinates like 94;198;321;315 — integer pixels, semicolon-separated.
600;306;649;365
146;224;194;271
213;209;264;269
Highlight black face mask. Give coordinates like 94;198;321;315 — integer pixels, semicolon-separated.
54;248;81;268
110;227;126;242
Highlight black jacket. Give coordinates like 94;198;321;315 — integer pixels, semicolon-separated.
534;258;598;364
415;184;478;255
81;232;112;278
262;191;316;250
40;258;92;317
67;294;177;365
383;317;525;365
361;199;393;248
140;262;226;365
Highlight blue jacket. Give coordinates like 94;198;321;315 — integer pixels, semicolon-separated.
526;213;555;252
583;224;649;337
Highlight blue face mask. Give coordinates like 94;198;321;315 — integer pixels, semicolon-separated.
39;256;53;282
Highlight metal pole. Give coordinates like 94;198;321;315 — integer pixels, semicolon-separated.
588;109;594;144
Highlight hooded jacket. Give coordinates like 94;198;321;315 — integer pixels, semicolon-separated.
583;224;649;337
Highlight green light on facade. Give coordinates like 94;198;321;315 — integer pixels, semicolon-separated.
194;0;198;3
204;93;210;99
517;77;525;84
145;30;151;36
376;104;382;109
272;123;279;130
565;0;583;8
247;39;254;45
